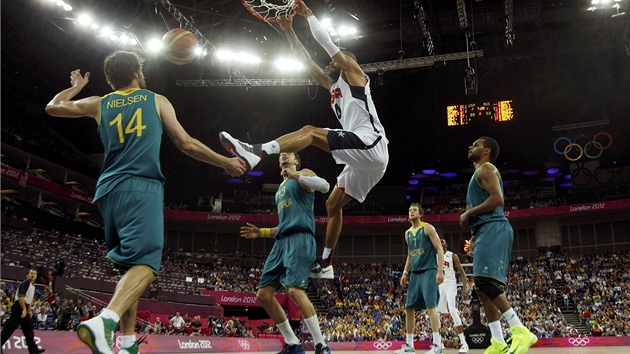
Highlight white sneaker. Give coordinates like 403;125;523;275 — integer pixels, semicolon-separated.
76;316;117;354
459;342;469;354
219;131;261;170
309;259;334;279
394;343;415;354
424;344;442;354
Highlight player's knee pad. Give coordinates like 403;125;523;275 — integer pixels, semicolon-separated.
474;277;504;300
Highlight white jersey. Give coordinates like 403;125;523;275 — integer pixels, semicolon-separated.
440;251;457;283
330;75;388;146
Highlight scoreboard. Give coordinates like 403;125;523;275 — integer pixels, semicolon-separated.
447;100;513;126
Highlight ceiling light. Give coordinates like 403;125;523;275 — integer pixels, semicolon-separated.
100;27;113;37
147;38;162;52
77;14;91;27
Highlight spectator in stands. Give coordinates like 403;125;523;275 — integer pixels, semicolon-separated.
170;312;185;334
152;317;163;334
191;315;202;335
45;50;247;354
36;307;49;329
53;258;66;277
165;321;176;335
182;313;192;330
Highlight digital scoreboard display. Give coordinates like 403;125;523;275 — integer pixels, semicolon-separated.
447;100;513;126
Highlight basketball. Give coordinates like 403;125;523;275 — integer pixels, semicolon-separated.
161;28;198;65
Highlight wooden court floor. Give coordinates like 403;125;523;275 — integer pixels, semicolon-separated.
223;348;629;354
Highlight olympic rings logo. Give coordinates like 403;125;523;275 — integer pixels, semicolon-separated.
238;339;250;350
373;341;394;350
554;132;613;161
470;336;485;344
568;337;590;346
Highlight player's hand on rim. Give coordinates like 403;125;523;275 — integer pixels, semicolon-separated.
294;1;312;17
278;15;293;31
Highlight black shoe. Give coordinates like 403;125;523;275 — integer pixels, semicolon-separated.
277;343;305;354
315;343;331;354
30;349;45;354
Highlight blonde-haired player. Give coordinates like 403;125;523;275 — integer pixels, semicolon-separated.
437;239;470;353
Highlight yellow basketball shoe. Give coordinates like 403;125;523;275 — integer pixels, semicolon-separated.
507;325;538;354
483;338;509;354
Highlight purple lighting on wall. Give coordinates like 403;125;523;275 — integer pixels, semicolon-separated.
246;171;263;177
422;169;437;175
226;178;245;184
440;172;458;178
523;171;540;176
546;168;560;174
408;179;419;185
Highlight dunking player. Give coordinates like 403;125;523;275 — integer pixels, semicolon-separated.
397;203;444;354
240;152;331;354
45;51;246;354
459;137;537;354
437;239;470;353
219;0;388;279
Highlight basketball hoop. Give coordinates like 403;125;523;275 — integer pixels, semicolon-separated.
241;0;301;23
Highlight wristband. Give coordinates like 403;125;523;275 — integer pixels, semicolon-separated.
403;270;409;276
260;228;272;238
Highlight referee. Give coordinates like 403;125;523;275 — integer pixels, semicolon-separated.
1;268;46;353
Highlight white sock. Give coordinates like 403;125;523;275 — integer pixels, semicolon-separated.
261;141;280;155
304;315;325;347
489;321;505;343
277;320;300;345
406;333;414;347
121;335;136;348
432;332;441;346
502;308;523;327
458;332;466;344
100;309;120;323
322;248;333;260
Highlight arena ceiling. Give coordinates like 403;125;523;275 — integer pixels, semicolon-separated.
2;0;629;207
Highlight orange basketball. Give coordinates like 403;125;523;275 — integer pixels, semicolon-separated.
162;28;198;65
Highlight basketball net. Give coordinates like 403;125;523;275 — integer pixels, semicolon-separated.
241;0;300;23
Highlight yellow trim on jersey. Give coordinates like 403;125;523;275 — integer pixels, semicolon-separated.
406;222;427;236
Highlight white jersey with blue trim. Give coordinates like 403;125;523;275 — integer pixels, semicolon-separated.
329;75;388;145
440;250;457;283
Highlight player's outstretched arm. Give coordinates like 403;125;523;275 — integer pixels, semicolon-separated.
278;15;333;89
295;1;366;87
240;222;277;239
453;253;470;299
45;69;101;122
282;168;330;193
157;95;246;177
